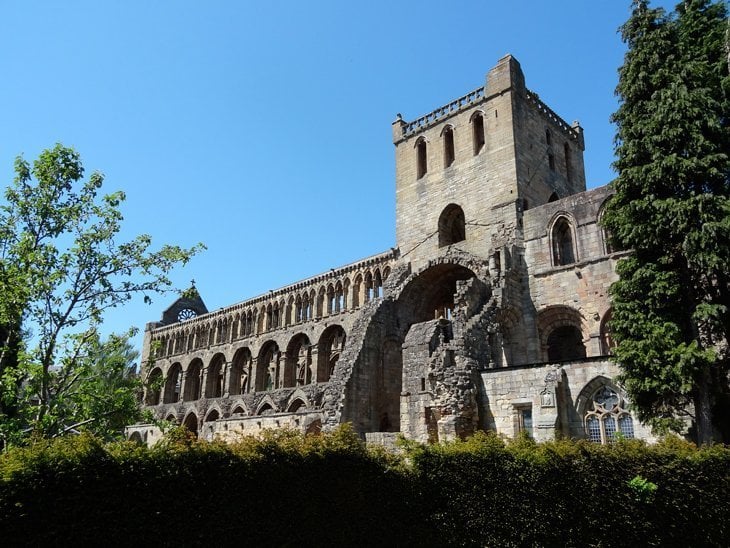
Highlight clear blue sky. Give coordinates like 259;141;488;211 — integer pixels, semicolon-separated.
0;1;676;355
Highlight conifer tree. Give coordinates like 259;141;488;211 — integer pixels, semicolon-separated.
603;0;730;443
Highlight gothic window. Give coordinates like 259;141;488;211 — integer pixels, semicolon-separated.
416;137;427;179
318;325;346;382
365;272;374;302
443;125;455;167
551;216;575;266
374;270;383;298
585;386;634;444
438;204;466;247
257;342;280;391
472;112;485;155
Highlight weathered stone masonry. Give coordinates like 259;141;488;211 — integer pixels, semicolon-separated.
128;54;653;447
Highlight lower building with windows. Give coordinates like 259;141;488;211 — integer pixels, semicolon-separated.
127;54;654;446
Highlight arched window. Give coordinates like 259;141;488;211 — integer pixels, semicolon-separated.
545;128;552;146
229;348;252;395
472;112;485;154
145;368;163;405
163;363;182;404
205;354;225;398
183;359;203;401
546;325;586;362
600;310;616;355
416;137;427;179
443;126;455;168
551;216;575;266
318;325;346;382
438;204;466;247
585;386;634;443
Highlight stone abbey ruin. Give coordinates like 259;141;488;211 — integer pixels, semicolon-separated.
127;55;653;446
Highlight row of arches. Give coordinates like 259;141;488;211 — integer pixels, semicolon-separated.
146;325;346;405
415;111;486;179
154;266;389;358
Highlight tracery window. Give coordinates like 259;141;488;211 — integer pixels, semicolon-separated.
585;386;634;444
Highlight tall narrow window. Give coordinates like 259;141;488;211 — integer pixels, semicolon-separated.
551;216;576;266
515;405;533;437
416;137;427;179
472;113;485;155
443;126;455;168
564;142;572;182
545;128;552;146
548;153;555;171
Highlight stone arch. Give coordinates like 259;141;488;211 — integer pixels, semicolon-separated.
165;413;178;423
438;204;466;248
182;412;199;436
316;286;326;318
205;353;226;398
537;305;587;362
396;261;480;324
317;325;346;382
549;213;577;266
256;341;280;391
145;367;163;405
204;407;221;422
286;390;310;412
129;431;144;444
229;347;252;395
163;363;182;404
286;295;295;326
597;198;620;254
183;358;203;401
256;396;277;416
285;333;312;388
230;402;249;416
548;191;559;203
599;309;615;355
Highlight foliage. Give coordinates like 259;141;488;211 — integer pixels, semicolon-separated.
602;0;730;443
0;144;204;447
0;430;728;547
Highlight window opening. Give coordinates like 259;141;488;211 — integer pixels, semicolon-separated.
443;126;455;167
416;138;427;178
585;386;634;444
438;204;466;248
472;113;485;154
552;217;575;266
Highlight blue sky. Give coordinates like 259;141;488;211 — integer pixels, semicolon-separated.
0;1;676;355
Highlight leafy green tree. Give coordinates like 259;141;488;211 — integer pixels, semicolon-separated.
0;144;203;447
603;0;730;443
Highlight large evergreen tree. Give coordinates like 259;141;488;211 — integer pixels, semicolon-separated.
603;0;730;443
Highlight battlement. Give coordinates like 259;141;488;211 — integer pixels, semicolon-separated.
525;90;584;148
395;86;485;141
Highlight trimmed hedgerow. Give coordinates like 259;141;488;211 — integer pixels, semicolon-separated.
0;429;728;547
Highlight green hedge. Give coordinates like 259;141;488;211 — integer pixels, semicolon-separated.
1;429;728;547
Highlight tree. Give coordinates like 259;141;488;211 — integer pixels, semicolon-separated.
0;144;203;447
603;0;730;443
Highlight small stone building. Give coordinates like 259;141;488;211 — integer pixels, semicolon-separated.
127;55;653;447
